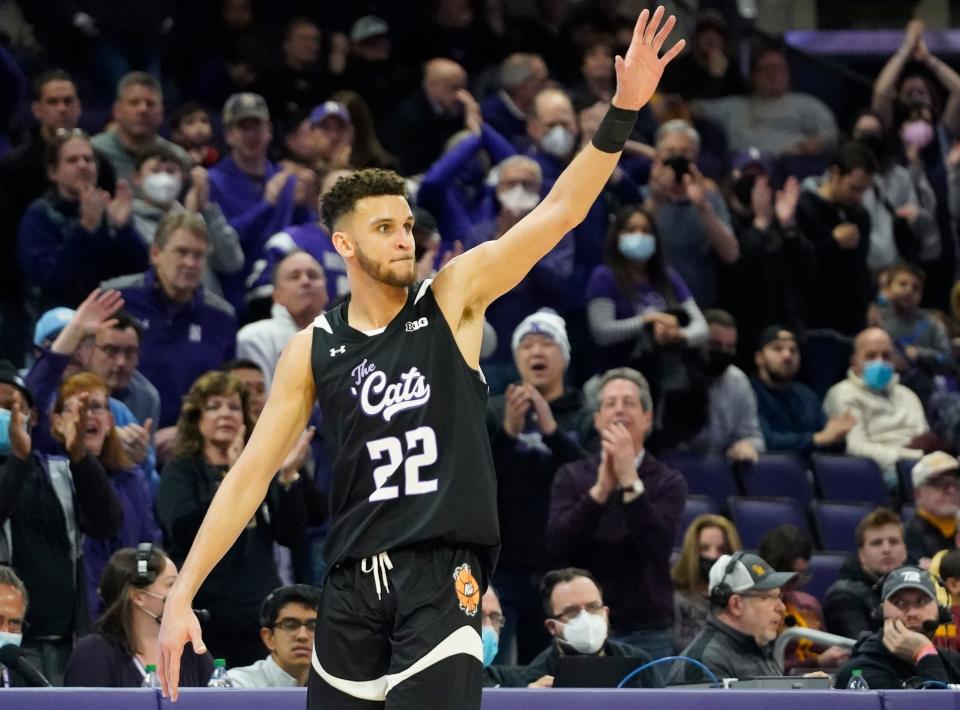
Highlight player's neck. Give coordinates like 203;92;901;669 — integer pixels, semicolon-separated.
347;278;409;331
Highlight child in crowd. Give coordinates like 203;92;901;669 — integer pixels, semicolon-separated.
169;102;220;168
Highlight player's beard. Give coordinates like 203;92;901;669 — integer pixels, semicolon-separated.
355;245;416;288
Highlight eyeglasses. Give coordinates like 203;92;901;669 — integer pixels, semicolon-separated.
54;127;87;141
0;616;27;633
64;401;108;415
96;344;140;360
483;611;506;630
550;601;604;623
925;477;960;492
274;618;317;634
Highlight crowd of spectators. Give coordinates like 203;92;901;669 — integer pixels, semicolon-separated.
2;0;960;694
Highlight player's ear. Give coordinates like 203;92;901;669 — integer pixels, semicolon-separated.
332;230;354;258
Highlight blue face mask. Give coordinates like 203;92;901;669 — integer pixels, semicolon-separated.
0;630;22;648
481;626;499;668
863;359;894;391
0;408;22;457
618;233;657;262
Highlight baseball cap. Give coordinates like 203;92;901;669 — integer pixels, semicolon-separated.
756;324;798;351
309;101;351;127
511;309;570;363
350;15;389;44
732;147;775;175
0;360;33;408
708;553;796;595
33;307;76;346
881;565;937;602
223;92;270;126
912;451;960;488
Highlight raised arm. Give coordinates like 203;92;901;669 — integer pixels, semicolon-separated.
157;327;316;700
433;7;683;320
872;21;923;129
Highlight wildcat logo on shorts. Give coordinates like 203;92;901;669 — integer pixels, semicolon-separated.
453;563;480;617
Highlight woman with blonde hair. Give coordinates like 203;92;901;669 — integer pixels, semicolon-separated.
156;370;313;666
671;513;742;652
51;372;161;621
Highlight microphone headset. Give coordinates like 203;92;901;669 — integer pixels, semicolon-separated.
130;542;209;624
709;551;747;609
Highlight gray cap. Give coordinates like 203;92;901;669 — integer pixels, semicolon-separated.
223;92;270;126
708;553;797;594
350;15;389;44
881;566;937;602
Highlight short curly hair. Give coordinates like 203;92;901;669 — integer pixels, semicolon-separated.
320;168;407;232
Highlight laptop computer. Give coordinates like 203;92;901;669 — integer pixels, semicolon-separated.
554;655;655;688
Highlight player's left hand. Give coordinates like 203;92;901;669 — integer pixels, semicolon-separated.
611;6;685;111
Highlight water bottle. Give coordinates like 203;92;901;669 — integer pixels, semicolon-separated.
207;658;234;688
141;664;159;688
846;669;869;690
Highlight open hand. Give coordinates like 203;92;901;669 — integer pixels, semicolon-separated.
611;6;685;111
107;179;134;227
9;392;31;460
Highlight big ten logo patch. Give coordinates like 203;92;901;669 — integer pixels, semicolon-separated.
405;317;428;332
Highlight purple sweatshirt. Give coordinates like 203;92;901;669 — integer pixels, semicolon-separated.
546;452;687;633
101;269;237;427
418;123;516;247
84;465;162;621
207;156;314;313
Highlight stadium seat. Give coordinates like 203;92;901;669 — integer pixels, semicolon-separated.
727;496;810;549
738;455;815;508
812;455;890;506
805;552;847;603
810;500;876;552
660;451;739;511
675;494;719;548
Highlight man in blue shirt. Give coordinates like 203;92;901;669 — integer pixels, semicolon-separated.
751;324;854;456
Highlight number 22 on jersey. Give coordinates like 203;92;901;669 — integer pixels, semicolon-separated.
367;426;439;502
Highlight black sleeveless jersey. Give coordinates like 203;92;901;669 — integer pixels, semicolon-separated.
311;280;500;576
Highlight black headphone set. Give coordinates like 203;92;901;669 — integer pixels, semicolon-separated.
869;569;953;629
709;551;747;609
135;542;156;587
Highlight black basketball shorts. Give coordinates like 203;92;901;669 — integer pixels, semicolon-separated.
307;544;485;709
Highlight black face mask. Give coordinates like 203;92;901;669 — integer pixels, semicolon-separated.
733;174;757;207
699;556;715;582
703;350;735;378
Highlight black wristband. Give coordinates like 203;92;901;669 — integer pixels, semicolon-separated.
591;104;638;153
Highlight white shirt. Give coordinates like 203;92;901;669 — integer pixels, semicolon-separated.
227;655;300;688
236;304;299;390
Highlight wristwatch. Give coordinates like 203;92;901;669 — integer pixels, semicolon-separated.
621;478;645;496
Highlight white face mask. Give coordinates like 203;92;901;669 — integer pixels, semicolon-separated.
562;608;607;654
498;185;540;215
142;172;182;206
540;125;576;159
0;630;22;648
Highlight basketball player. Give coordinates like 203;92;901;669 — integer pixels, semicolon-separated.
157;7;684;707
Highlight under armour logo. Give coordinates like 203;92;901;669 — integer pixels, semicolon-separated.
330;346;346;357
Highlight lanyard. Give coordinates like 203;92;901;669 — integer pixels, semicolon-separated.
132;656;148;679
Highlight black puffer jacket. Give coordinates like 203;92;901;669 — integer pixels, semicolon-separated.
823;555;882;640
835;629;960;689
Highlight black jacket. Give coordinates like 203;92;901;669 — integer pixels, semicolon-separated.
823;555;882;640
670;616;782;684
522;638;659;687
486;387;589;572
0;452;122;639
905;514;954;566
155;456;311;632
835;629;960;689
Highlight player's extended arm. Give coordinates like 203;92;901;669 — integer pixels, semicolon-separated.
434;7;683;318
156;328;316;701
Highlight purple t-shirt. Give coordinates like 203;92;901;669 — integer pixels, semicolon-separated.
585;265;692;318
585;265;693;371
